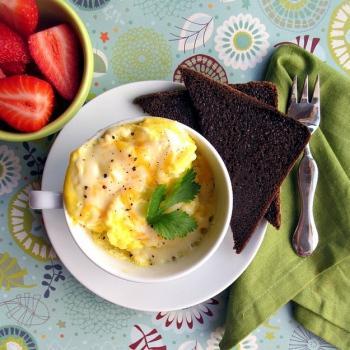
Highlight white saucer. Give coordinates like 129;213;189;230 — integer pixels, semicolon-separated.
42;81;266;311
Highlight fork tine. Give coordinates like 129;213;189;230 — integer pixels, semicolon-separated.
300;75;309;103
311;74;320;105
290;75;298;104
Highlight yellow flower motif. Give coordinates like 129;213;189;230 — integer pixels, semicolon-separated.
265;332;275;340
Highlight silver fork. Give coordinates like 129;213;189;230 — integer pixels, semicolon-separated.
287;75;320;257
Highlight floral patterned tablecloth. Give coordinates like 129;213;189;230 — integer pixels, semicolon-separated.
1;0;347;349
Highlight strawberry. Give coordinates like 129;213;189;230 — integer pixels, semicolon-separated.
0;22;30;65
0;68;5;78
0;0;39;38
28;24;81;101
0;75;55;132
0;61;26;75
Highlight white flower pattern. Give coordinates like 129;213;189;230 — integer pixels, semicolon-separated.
0;145;21;195
206;326;224;349
206;327;258;350
328;1;350;74
239;335;259;350
178;340;204;350
154;298;219;332
215;14;270;70
289;326;336;350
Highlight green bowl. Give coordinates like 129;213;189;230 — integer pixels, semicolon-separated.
0;0;94;142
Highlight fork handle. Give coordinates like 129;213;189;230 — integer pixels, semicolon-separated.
292;145;319;257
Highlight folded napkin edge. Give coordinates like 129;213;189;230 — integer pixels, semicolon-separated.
294;305;350;350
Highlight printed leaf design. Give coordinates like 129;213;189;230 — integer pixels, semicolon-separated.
41;261;65;298
22;141;46;179
0;293;50;326
22;142;30;151
129;325;166;350
170;13;214;53
0;252;35;290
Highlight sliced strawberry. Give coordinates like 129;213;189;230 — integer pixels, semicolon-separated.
0;75;55;132
0;61;26;75
0;0;38;38
0;22;30;65
0;68;5;78
28;24;81;101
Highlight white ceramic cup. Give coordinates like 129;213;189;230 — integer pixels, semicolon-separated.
30;117;233;283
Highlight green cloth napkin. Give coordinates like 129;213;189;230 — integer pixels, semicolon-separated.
220;45;350;350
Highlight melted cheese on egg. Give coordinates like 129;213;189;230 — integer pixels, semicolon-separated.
64;117;216;266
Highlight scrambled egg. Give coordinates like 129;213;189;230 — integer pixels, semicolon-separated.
64;117;215;266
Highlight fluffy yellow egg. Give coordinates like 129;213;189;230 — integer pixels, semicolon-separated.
64;118;216;266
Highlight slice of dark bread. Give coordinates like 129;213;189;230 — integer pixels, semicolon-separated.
232;82;278;108
133;82;279;130
180;67;310;253
134;89;198;129
134;82;281;228
233;82;281;228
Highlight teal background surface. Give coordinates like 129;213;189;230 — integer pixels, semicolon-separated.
1;0;347;348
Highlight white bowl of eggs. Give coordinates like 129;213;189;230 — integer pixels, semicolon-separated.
30;116;232;283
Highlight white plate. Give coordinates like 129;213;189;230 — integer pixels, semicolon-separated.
42;81;267;311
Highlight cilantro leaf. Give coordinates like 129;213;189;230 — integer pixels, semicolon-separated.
161;168;201;211
145;168;201;239
151;210;198;240
146;185;166;224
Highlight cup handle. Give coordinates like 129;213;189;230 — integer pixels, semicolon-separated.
29;190;63;210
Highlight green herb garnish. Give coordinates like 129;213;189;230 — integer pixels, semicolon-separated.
146;168;201;239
